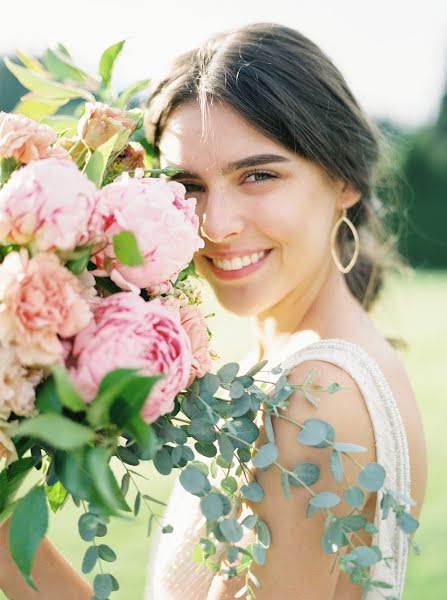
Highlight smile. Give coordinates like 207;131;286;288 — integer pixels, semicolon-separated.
205;249;272;280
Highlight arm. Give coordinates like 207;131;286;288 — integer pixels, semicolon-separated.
207;360;376;600
0;520;93;600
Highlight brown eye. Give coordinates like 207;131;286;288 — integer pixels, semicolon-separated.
244;170;276;183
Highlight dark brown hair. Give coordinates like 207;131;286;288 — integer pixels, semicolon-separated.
145;22;410;338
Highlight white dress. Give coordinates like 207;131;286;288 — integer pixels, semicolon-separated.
145;336;412;600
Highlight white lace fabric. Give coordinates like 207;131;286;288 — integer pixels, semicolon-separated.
145;337;412;600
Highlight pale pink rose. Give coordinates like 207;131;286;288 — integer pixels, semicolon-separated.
0;112;67;164
0;157;99;252
0;419;18;466
0;251;93;366
69;292;192;423
180;305;213;387
0;346;42;419
78;102;135;153
94;175;204;291
146;280;175;297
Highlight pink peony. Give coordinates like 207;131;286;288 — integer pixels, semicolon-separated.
0;112;69;164
78;102;135;153
0;345;41;419
94;175;204;292
0;250;93;366
0;157;100;252
180;305;213;386
69;292;192;423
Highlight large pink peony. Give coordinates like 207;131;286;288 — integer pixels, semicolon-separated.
0;250;93;366
94;174;204;292
0;157;100;252
0;112;70;164
180;305;213;387
69;292;192;423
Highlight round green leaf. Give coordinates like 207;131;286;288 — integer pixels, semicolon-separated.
78;513;99;542
200;493;224;520
252;543;266;565
241;482;264;503
297;419;335;448
98;544;117;562
343;486;365;508
346;545;382;567
252;443;278;469
93;573;113;599
289;462;320;488
309;492;340;509
153;447;172;475
219;518;243;543
217;362;240;383
357;463;386;492
179;465;210;496
396;511;419;534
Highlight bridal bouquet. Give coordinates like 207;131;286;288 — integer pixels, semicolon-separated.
0;42;420;600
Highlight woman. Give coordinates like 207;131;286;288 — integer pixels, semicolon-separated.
143;22;427;600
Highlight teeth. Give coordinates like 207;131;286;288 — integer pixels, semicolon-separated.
211;251;268;271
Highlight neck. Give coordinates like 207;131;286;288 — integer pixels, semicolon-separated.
253;260;360;362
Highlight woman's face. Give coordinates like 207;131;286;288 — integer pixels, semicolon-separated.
159;100;358;317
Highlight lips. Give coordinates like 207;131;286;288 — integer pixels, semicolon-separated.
204;249;273;281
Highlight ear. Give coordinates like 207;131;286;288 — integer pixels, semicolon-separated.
336;181;362;211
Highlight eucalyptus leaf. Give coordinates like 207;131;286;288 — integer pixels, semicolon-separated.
82;546;98;574
297;419;335;448
153;447;172;475
217;362;239;383
93;573;113;600
357;463;386;492
288;462;320;488
218;432;234;464
252;543;266;565
200;493;225;520
333;442;367;453
252;442;278;469
309;492;340;509
256;519;271;547
241;482;264;503
179;466;211;496
280;470;291;499
343;486;365;508
329;449;344;482
219;518;243;543
98;544;117;562
396;511;419;534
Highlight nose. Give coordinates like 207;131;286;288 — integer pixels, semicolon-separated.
198;187;244;244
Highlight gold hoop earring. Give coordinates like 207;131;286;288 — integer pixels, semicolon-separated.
330;207;360;274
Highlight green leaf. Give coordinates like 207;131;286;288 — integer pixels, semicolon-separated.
245;359;268;377
93;573;113;600
217;432;234;463
112;230;144;266
188;416;217;444
0;157;18;185
194;442;217;458
221;476;238;495
15;50;47;74
241;482;264;503
45;481;68;513
42;48;89;82
256;519;271;547
225;418;259;448
333;442;367;453
329;449;344;482
252;443;278;469
252;543;266;565
200;493;225;520
343;515;367;533
396;511;419;534
179;466;211;496
345;545;382;568
134;492;141;516
4;57;94;101
65;247;92;275
343;486;365;508
297;419;335;448
127;417;158;460
241;514;258;529
117;78;151;109
82;545;99;574
15;93;68;120
121;472;130;497
162;524;173;534
98;544;117;562
51;365;86;412
85;132;120;188
280;470;291;500
0;457;39;513
230;380;245;399
55;449;93;501
309;492;340;509
288;462;320;488
86;446;131;514
99;40;125;89
8;486;48;589
153;447;172;475
217;362;239;384
78;513;100;542
35;376;62;414
17;413;95;450
263;412;275;444
41;115;78;135
357;463;386;492
115;445;139;466
219;518;243;543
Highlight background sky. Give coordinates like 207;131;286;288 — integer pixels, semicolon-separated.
1;0;446;128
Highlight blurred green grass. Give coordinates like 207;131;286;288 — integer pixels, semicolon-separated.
1;269;445;599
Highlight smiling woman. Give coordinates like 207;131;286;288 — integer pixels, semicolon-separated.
144;21;427;600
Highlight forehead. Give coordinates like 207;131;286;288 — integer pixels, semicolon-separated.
158;100;288;172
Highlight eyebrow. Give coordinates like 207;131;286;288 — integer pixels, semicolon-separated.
166;153;291;180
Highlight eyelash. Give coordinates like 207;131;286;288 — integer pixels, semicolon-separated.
180;170;277;193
